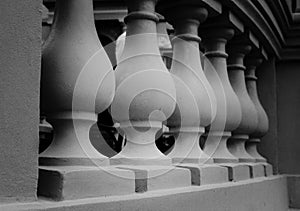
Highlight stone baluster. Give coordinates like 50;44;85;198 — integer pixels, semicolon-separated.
226;39;257;160
226;37;266;178
162;5;216;164
158;3;228;186
200;12;253;181
40;0;115;166
38;0;135;200
110;0;191;192
245;53;273;176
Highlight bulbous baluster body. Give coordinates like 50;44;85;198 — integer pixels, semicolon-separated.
161;6;216;164
110;0;176;165
227;43;258;163
40;0;115;166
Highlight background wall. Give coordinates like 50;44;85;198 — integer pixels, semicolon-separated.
0;0;41;202
276;60;300;175
258;58;300;175
257;58;279;174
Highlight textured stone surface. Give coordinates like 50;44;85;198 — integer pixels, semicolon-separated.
0;176;288;211
220;163;251;182
0;0;41;202
287;175;300;209
38;166;135;201
276;61;300;175
117;165;191;192
176;164;228;185
264;163;274;176
246;163;265;178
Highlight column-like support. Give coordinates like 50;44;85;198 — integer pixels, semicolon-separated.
226;41;258;162
38;0;135;200
245;55;273;176
163;6;215;164
110;0;191;192
159;4;228;185
200;20;251;182
227;37;265;178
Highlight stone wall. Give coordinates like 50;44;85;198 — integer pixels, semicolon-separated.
0;0;42;202
276;60;300;174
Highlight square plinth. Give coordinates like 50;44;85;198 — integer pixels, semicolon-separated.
38;166;135;201
175;164;229;185
116;165;191;193
263;163;273;176
219;163;251;182
245;163;265;178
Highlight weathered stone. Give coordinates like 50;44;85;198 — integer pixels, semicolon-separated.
38;166;135;201
176;164;228;185
116;165;191;192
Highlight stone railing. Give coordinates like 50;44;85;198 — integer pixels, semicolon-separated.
37;0;275;201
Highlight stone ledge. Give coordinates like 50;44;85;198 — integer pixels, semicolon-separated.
116;165;191;192
0;176;288;211
37;166;135;201
176;164;228;185
219;163;251;181
287;174;300;209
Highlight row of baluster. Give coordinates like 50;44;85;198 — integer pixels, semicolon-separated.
39;0;271;175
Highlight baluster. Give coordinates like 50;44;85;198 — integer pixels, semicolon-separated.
40;0;114;166
38;0;135;200
200;12;252;182
226;36;266;178
245;53;273;176
163;5;215;164
158;3;228;185
110;0;191;192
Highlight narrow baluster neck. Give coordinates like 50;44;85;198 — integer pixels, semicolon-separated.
228;68;248;93
245;67;258;81
126;0;157;13
246;68;260;104
53;0;95;31
174;20;200;37
204;38;228;58
125;0;158;35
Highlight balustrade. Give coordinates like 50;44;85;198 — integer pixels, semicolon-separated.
200;15;241;164
199;13;256;181
37;0;274;201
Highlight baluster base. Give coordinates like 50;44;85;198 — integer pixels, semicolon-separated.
244;163;265;178
37;166;135;201
168;127;213;165
39;112;109;166
262;163;273;176
246;138;268;163
175;164;229;185
228;134;256;163
39;157;109;166
219;163;251;182
110;121;172;166
204;131;239;163
116;165;191;192
204;132;251;181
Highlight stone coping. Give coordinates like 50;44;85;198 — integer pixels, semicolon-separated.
0;176;288;211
